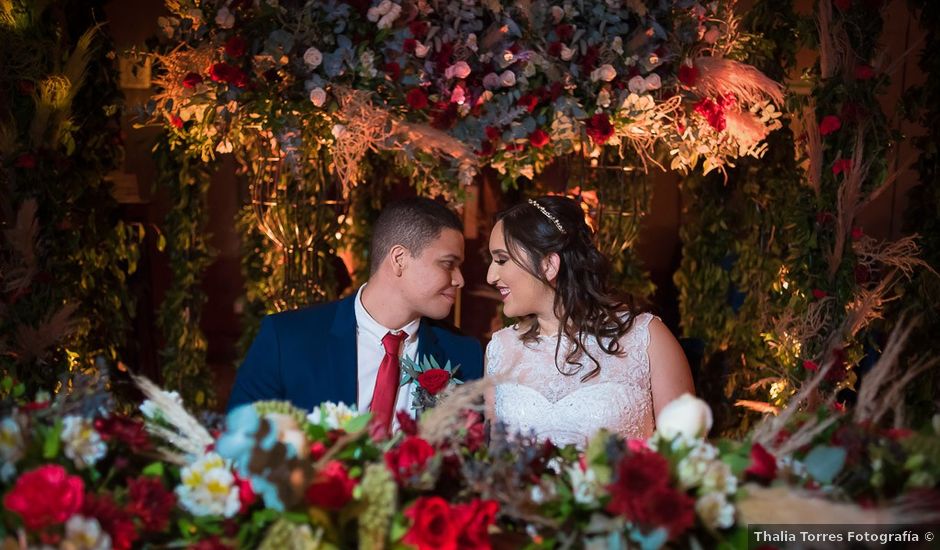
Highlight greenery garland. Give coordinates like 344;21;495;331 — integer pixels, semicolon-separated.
153;137;217;408
0;0;141;397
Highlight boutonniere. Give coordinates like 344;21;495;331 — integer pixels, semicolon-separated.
399;355;462;414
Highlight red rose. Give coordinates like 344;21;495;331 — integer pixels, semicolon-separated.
606;449;671;520
555;24;574;41
385;436;435;483
851;226;864;240
418;369;451;395
547;41;563;57
832;158;852;176
585;113;614;145
306;460;356;510
812;288;827;300
224;36;247;58
4;465;84;530
127;476;177;531
484;126;501;141
409;21;429;39
170;115;184;129
14;153;37;169
95;414;152;451
403;38;417;53
517;93;540;113
385;62;401;81
744;442;777;482
678;64;699;86
693;97;727;131
528;129;550;149
406;88;429;110
209;62;248;88
83;493;138;550
854;64;875;80
396;410;419;436
453;499;499;550
403;497;459;550
803;360;819;371
819;115;841;136
639;485;696;540
182;72;204;89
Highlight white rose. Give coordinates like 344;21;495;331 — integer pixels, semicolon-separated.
377;3;401;29
445;61;471;80
611;36;624;55
499;70;516;87
702;460;737;495
627;75;647;94
332;124;347;139
590;64;616;82
483;72;501;89
656;393;713;440
303;47;323;69
695;493;735;530
550;5;565;23
414;41;430;58
367;0;393;21
644;73;661;90
309;87;327;106
214;7;234;28
560;44;575;61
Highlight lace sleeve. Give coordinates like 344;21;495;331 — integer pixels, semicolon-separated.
485;330;504;377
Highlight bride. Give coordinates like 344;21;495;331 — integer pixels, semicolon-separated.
484;196;694;447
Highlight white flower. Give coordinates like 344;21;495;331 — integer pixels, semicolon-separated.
309;87;327;106
303;47;323;69
140;390;183;421
445;61;471;80
0;416;24;466
331;124;347;139
62;515;112;550
482;72;502;89
519;164;534;180
677;441;718;488
628;75;648;94
377;3;402;29
656;393;713;440
307;402;359;430
61;416;107;469
466;33;478;52
499;70;516;87
176;452;241;518
529;485;546;503
567;464;601;505
644;73;662;90
216;140;234;154
702;460;737;495
590;64;617;82
597;88;611;108
214;7;234;29
360;50;378;77
560;44;576;61
695;493;735;529
414;41;430;58
550;5;565;22
611;36;624;55
367;0;392;21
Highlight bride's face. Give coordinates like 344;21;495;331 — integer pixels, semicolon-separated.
486;221;555;319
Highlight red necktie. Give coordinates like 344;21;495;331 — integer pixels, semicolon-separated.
370;331;408;439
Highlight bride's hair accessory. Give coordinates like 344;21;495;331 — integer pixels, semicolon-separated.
528;199;566;234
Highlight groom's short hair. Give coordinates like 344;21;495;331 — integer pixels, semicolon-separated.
370;197;463;275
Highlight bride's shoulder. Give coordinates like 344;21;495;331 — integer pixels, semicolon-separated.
487;324;520;348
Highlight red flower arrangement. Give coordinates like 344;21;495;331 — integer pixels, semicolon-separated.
585;113;615;145
744;443;778;482
305;460;357;510
209;62;248;88
819;115;842;136
528;129;550;149
403;496;499;550
385;436;436;484
406;88;429;110
3;464;85;531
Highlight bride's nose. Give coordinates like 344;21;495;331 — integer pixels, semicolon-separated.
486;262;498;286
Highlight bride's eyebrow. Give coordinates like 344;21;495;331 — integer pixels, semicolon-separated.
490;248;508;255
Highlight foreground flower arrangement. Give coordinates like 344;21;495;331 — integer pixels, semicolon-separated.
2;374;938;549
151;0;784;192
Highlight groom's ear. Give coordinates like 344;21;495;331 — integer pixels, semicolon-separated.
541;253;560;283
389;244;408;276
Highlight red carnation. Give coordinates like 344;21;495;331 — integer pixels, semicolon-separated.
95;414;152;452
606;449;671;520
4;465;84;531
306;460;356;510
224;36;247;58
678;64;698;86
453;499;499;549
83;493;138;550
403;497;459;550
127;476;176;532
854;64;875;80
385;436;435;484
640;485;696;540
182;72;204;89
14;153;37;168
585;113;615;145
819;115;841;136
209;62;248;88
406;88;429;110
418;368;451;395
744;443;777;482
528;129;550;149
832;158;852;176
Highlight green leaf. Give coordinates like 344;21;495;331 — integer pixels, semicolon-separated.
142;462;165;477
804;445;846;484
42;419;63;459
344;412;372;433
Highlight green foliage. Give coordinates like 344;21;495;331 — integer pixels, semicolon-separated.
153;137;217;409
0;0;140;396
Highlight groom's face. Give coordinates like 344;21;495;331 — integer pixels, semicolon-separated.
398;227;465;319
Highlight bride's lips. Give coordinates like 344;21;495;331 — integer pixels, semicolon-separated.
496;286;510;301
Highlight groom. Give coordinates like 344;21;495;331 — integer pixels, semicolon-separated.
227;197;483;436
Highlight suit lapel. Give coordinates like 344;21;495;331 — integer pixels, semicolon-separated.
417;321;451;374
328;294;359;407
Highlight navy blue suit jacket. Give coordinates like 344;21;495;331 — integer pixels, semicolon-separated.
227;294;484;412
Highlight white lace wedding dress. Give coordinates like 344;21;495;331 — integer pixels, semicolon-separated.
487;313;656;447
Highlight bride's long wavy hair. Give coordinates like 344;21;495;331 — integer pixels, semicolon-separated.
496;195;642;382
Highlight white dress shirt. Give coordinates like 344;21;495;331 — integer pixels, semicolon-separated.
354;284;420;421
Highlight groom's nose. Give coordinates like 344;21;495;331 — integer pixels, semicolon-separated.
452;268;465;288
